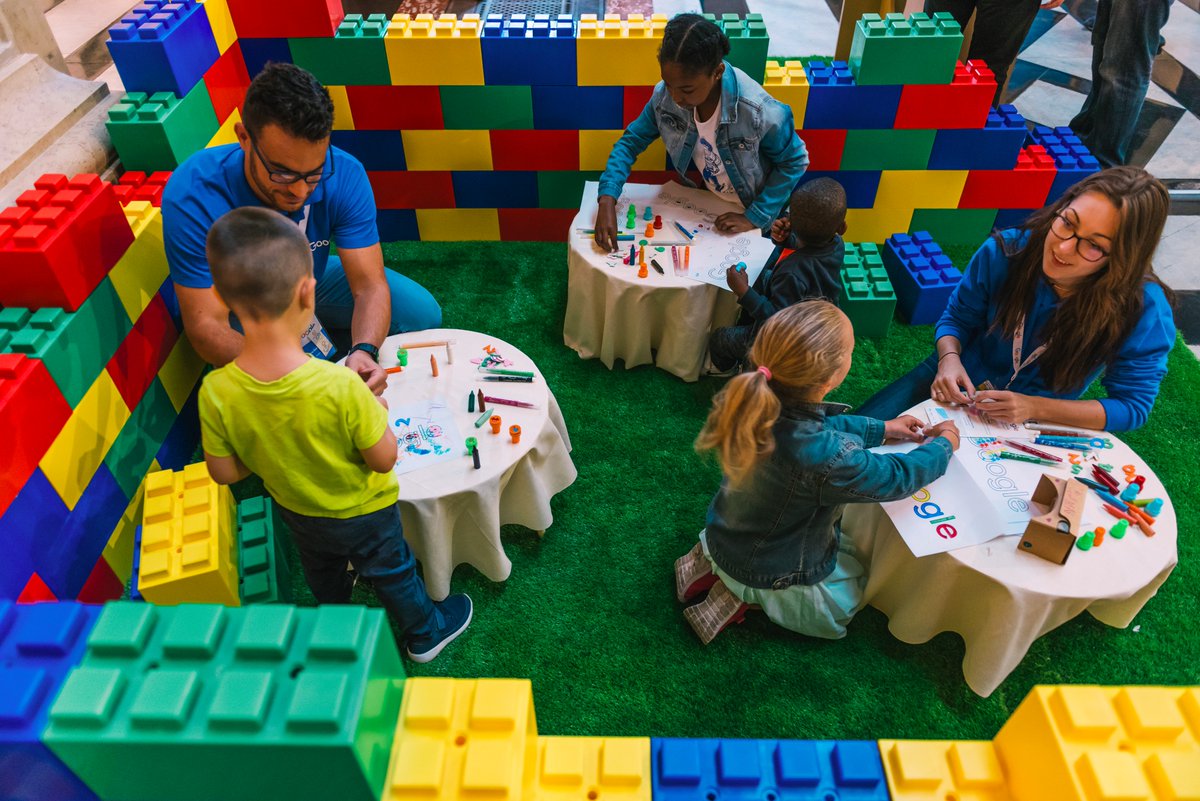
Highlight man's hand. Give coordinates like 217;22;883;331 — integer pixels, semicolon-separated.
883;414;925;442
725;265;750;296
347;349;387;395
769;217;791;244
714;212;757;234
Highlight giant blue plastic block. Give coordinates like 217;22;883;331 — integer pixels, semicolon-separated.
481;14;576;86
43;465;129;601
652;739;888;801
451;171;538;208
330;131;407;172
797;171;880;209
883;232;962;325
238;38;294;79
801;61;900;130
129;526;144;601
107;0;220;97
993;207;1037;230
154;387;200;471
928;104;1027;170
1026;125;1102;203
0;468;68;600
0;601;101;801
532;85;623;130
376;210;419;242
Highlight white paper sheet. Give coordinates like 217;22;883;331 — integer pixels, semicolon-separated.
390;397;464;477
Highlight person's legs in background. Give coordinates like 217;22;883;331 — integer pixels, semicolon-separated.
1068;0;1174;167
924;0;1041;105
315;256;444;355
708;325;757;373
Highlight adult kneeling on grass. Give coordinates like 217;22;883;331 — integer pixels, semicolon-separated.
857;167;1176;432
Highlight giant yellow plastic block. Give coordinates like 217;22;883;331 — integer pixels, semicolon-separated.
577;14;665;86
384;677;538;801
200;0;236;54
328;85;355;130
875;170;968;210
401;130;493;171
386;13;484;85
994;685;1200;801
40;370;131;509
535;737;651;801
879;740;1012;801
416;209;500;241
845;207;915;245
158;335;206;413
109;201;168;322
207;107;241;148
579;131;665;171
101;463;157;583
137;462;240;606
763;60;809;128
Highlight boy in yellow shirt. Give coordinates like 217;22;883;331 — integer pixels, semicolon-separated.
198;207;471;662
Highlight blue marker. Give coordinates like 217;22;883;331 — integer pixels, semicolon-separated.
673;221;695;241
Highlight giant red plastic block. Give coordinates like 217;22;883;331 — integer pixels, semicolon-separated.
796;130;847;171
203;40;251;124
345;86;443;130
75;557;124;603
106;294;179;411
959;145;1058;209
114;170;172;206
491;130;580;170
16;573;56;603
226;0;344;38
368;172;455;209
895;60;995;129
0;175;134;311
498;208;578;241
623;85;653;126
0;355;72;520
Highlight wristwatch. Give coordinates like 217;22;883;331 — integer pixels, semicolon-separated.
346;342;380;362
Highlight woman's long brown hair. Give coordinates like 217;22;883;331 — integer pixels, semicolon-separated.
991;166;1173;394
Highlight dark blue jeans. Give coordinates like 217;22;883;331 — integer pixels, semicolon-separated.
1069;0;1173;167
856;352;939;420
278;501;438;642
315;256;443;355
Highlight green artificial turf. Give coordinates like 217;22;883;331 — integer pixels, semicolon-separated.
253;240;1200;742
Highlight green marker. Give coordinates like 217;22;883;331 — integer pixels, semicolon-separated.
998;451;1058;467
482;367;535;378
474;408;494;428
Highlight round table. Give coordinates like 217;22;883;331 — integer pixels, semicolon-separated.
841;402;1178;697
563;232;742;383
373;329;577;601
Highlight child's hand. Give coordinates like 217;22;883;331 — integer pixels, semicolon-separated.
924;420;961;451
725;265;750;296
376;394;389;410
883;414;925;442
714;212;757;234
769;217;791;244
594;196;620;253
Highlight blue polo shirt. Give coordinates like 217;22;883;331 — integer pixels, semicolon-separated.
162;143;379;289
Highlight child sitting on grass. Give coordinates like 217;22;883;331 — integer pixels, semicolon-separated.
198;207;471;663
677;301;960;644
709;179;848;373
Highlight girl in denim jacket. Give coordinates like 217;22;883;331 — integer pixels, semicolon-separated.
675;302;961;644
593;14;809;252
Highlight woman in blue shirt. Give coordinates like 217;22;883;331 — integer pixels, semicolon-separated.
858;167;1176;432
593;14;808;252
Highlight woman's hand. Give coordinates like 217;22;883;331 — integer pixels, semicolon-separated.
714;212;757;234
883;414;925;443
595;196;620;252
972;390;1036;425
931;353;975;405
924;420;961;451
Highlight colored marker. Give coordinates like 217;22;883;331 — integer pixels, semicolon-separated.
1001;439;1062;462
482;367;535;378
673;221;694;240
1074;476;1108;493
997;451;1058;467
577;228;635;241
483;396;537;409
684;246;690;268
650;258;664;275
480;375;534;383
1024;422;1103;437
472;446;481;470
1034;437;1091;452
474;407;494;429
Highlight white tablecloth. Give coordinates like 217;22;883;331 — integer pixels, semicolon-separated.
375;329;577;600
842;413;1178;697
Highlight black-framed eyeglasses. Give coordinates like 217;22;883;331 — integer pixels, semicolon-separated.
1050;213;1110;262
250;136;335;186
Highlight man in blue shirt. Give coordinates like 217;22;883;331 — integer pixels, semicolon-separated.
163;63;441;393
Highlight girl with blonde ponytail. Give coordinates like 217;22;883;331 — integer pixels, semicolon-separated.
676;301;961;644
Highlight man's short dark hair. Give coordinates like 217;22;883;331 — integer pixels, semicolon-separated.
207;207;313;320
242;63;334;142
790;178;847;243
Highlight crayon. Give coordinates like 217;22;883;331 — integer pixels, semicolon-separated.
472;446;481;470
650;258;664;275
474;407;494;428
430;354;439;377
468;392;475;413
477;389;486;411
385;366;404;374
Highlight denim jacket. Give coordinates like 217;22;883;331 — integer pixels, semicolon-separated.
704;402;953;589
597;63;809;230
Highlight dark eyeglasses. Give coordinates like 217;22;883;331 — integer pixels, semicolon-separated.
1050;213;1110;262
250;137;335;186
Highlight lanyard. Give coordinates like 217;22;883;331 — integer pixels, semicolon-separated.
1008;314;1048;390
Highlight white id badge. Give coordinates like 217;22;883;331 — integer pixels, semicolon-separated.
301;315;335;359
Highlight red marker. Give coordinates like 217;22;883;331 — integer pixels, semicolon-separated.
483;396;536;409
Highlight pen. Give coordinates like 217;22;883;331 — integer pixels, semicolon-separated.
482;396;537;409
1001;439;1062;462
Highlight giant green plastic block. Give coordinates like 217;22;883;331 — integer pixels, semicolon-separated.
104;378;176;499
107;85;219;172
289;14;391;86
841;129;936;170
0;278;131;407
237;496;293;604
722;13;770;83
848;12;963;86
537;171;602;209
910;208;998;247
44;603;405;801
440;85;534;130
838;242;895;339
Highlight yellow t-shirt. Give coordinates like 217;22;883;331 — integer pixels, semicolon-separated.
199;358;398;518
